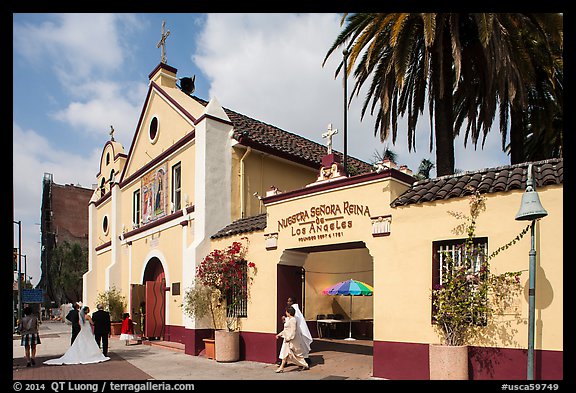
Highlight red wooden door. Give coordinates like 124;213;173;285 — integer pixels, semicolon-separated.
145;280;165;339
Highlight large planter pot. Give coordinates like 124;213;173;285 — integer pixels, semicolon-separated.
429;344;469;380
214;330;240;362
111;322;123;336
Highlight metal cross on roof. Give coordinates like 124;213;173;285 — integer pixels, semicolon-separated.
109;125;115;141
157;20;170;64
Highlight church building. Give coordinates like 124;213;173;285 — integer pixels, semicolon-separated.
84;30;563;380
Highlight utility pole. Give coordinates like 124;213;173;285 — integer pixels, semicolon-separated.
343;48;349;175
14;220;22;324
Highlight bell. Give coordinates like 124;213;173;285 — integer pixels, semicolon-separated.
515;163;548;221
515;190;548;221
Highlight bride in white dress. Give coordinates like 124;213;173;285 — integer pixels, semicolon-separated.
44;306;110;365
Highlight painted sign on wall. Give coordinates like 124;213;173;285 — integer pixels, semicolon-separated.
277;202;372;243
141;163;168;224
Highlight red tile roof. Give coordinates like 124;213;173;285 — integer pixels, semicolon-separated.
211;213;267;239
192;97;373;175
391;158;563;207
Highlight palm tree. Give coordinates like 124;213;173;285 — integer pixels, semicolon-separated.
324;13;562;175
372;146;398;165
416;158;435;180
324;13;457;176
452;14;562;164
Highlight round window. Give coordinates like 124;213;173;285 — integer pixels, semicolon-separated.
102;216;109;235
149;116;159;143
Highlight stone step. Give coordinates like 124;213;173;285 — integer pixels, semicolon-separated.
142;339;185;353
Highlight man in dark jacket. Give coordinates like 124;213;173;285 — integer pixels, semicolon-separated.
65;303;81;345
91;303;111;356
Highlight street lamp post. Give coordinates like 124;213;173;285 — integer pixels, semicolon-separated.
515;164;548;380
342;47;349;175
13;220;22;326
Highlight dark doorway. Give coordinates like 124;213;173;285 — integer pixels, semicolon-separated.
276;264;304;354
130;284;145;335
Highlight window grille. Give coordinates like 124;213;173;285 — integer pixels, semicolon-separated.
437;240;487;285
432;237;488;325
226;260;248;318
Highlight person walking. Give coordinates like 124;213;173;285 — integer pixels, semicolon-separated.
19;306;41;367
91;303;111;356
287;296;313;366
65;303;81;345
275;306;309;373
120;313;135;346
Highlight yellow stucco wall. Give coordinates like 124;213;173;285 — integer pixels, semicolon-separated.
214;176;562;352
122;91;195;181
382;185;562;350
95;200;112;247
210;232;273;333
231;147;318;221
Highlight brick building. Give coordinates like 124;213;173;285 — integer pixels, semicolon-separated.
38;173;93;305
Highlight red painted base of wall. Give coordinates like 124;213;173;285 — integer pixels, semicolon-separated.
164;325;277;362
164;327;563;379
373;341;563;380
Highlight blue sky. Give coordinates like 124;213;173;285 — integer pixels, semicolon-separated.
13;13;511;287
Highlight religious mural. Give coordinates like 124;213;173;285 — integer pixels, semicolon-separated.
141;163;168;224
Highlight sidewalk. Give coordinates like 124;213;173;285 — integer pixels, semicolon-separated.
13;321;383;381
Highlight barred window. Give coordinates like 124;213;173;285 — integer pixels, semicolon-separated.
434;238;488;286
432;237;488;324
226;260;248;318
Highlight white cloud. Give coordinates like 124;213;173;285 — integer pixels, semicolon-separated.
13;122;101;286
14;13;140;80
195;13;344;144
51;80;146;143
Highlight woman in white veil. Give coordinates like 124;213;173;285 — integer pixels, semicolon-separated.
45;306;110;365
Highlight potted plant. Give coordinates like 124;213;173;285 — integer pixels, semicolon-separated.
96;286;127;335
430;190;527;379
193;238;256;362
182;284;224;360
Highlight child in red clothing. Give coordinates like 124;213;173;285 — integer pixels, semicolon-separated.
120;313;135;346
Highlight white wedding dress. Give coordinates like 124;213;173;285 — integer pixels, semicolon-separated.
45;313;110;365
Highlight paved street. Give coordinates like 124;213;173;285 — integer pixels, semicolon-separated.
13;320;382;381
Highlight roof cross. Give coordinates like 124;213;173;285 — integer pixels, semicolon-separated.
322;123;338;155
157;20;170;64
109;125;115;141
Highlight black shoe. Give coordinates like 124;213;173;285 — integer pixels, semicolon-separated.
31;359;36;366
26;362;31;367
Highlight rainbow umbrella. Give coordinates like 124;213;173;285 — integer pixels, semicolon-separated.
322;279;374;340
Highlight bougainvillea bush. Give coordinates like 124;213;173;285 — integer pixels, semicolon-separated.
195;238;256;331
432;191;527;346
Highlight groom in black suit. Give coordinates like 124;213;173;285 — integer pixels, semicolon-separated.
65;303;81;345
92;304;111;356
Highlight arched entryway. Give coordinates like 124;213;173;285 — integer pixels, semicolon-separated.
277;241;374;378
131;257;166;340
